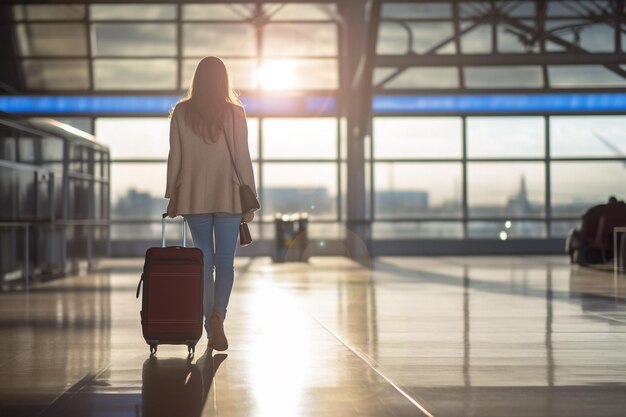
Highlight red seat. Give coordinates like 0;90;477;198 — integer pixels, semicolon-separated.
594;214;626;257
567;200;626;264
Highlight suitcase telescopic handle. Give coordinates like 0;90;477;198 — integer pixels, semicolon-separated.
161;213;187;247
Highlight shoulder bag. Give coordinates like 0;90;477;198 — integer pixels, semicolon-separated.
239;219;252;247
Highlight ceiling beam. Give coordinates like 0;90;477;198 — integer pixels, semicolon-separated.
375;53;626;67
500;14;626;79
4;0;337;4
0;6;21;93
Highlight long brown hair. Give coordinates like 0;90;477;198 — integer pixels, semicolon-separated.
175;56;241;143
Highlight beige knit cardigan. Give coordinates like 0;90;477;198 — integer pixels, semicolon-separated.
165;103;258;215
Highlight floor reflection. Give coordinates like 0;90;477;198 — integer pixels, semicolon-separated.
142;349;226;417
3;257;626;417
0;273;112;417
297;257;626;416
569;267;626;326
545;267;555;388
38;348;226;417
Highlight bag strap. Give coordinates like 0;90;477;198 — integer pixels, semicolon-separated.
136;273;143;299
223;106;244;186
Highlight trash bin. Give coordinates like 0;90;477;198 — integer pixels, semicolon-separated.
274;212;309;262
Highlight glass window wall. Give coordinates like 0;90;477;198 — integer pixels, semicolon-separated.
183;24;256;57
373;117;462;159
13;4;86;21
263;24;337;57
262;118;336;159
464;66;544;89
381;3;452;19
551;162;626;218
551;116;626;158
92;24;177;57
90;4;176;21
378;67;460;89
467;117;544;158
371;1;626;243
374;163;463;219
262;163;337;221
16;23;87;57
23;60;89;90
548;66;626;88
373;222;463;239
372;115;626;240
182;4;255;21
9;1;626;250
93;60;177;90
262;4;337;21
109;163;167;221
467;162;545;218
97;116;340;239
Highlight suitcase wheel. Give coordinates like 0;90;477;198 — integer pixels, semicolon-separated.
150;344;158;355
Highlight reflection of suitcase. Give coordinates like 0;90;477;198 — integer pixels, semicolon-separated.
136;214;203;355
142;357;203;417
141;351;227;417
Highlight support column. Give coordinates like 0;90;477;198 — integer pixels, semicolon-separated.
0;6;22;92
339;0;381;266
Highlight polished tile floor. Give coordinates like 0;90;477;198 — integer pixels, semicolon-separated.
1;256;625;417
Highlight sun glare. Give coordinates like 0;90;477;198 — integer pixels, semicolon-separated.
256;61;297;90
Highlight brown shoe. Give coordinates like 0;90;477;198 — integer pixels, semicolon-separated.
209;310;228;351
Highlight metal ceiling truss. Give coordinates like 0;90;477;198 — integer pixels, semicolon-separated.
375;0;626;91
1;2;341;94
4;0;626;95
0;7;20;93
5;0;336;4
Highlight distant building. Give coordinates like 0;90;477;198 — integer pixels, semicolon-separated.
113;189;164;219
506;176;533;216
376;190;428;216
263;187;332;216
111;189;166;240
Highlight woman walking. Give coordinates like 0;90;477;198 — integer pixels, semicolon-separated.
165;56;258;351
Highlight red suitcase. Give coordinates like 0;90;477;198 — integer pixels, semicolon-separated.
136;214;204;355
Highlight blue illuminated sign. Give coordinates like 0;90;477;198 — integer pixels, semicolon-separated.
0;95;336;116
373;93;626;113
1;93;626;115
0;96;179;114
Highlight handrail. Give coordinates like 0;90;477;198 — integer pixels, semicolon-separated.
0;222;29;289
0;222;32;227
614;227;626;275
56;219;110;226
0;219;110;226
0;219;111;290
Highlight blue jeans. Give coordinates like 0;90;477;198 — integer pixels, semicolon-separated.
184;213;241;334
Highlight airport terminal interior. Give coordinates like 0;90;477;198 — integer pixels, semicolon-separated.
1;1;626;416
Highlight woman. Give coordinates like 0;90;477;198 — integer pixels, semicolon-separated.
165;56;257;351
